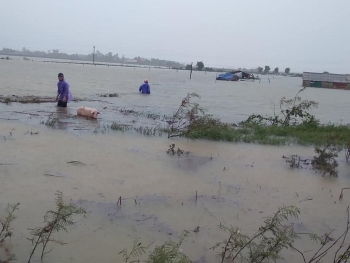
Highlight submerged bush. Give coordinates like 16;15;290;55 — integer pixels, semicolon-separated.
312;143;341;176
167;93;230;139
242;88;319;127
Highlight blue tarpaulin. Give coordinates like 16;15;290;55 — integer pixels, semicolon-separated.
216;72;235;81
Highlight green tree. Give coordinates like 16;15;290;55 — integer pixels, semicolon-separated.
185;64;192;70
274;67;279;74
264;66;270;74
257;67;263;74
285;67;290;74
196;61;204;71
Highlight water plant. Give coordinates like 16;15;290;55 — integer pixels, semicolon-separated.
120;231;191;263
110;122;131;132
0;96;42;104
99;93;119;97
43;114;58;127
0;254;16;263
283;143;340;176
213;206;350;263
167;144;187;156
1;198;350;262
4;97;12;105
27;191;85;262
146;230;191;263
180;89;350;147
0;203;20;243
242;87;319;127
312;143;341;176
118;206;350;262
119;238;148;263
167;93;229;139
211;205;300;263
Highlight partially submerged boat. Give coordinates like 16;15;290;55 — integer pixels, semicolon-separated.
216;71;258;81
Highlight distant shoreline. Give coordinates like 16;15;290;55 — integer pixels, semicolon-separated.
1;54;230;73
0;52;303;75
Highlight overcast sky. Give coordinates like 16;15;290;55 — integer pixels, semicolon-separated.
1;0;349;73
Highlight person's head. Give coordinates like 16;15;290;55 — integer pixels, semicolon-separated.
144;79;148;83
58;73;64;81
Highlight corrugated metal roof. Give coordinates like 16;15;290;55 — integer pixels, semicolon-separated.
303;72;350;83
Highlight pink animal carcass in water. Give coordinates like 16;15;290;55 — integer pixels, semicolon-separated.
77;106;100;119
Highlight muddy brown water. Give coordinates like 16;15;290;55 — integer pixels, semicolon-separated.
1;57;350;262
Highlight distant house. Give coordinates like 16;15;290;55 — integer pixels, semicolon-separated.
302;72;350;90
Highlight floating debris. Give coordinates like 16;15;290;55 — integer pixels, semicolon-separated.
67;161;86;165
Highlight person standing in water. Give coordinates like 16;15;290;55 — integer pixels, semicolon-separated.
56;73;73;107
139;79;150;94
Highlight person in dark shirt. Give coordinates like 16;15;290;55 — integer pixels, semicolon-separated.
139;79;150;94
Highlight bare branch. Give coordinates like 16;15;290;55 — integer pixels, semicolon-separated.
334;206;350;262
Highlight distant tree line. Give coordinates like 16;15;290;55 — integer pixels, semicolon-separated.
1;47;302;76
0;47;184;68
256;66;292;75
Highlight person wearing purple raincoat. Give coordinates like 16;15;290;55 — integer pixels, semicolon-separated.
56;73;73;107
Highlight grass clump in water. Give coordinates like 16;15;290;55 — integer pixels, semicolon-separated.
4;97;12;105
0;96;42;104
166;89;350;148
110;122;131;132
117;108;162;120
42;114;58;127
19;97;42;104
109;122;166;137
135;126;164;137
99;93;119;97
186;121;350;146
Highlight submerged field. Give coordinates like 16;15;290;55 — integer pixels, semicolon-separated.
1;57;350;262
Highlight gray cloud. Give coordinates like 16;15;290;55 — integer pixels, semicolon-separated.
1;0;349;73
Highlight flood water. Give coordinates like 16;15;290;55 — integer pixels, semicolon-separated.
1;56;350;126
0;57;350;262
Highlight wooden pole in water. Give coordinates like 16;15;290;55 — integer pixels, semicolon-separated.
190;62;193;80
92;46;95;64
